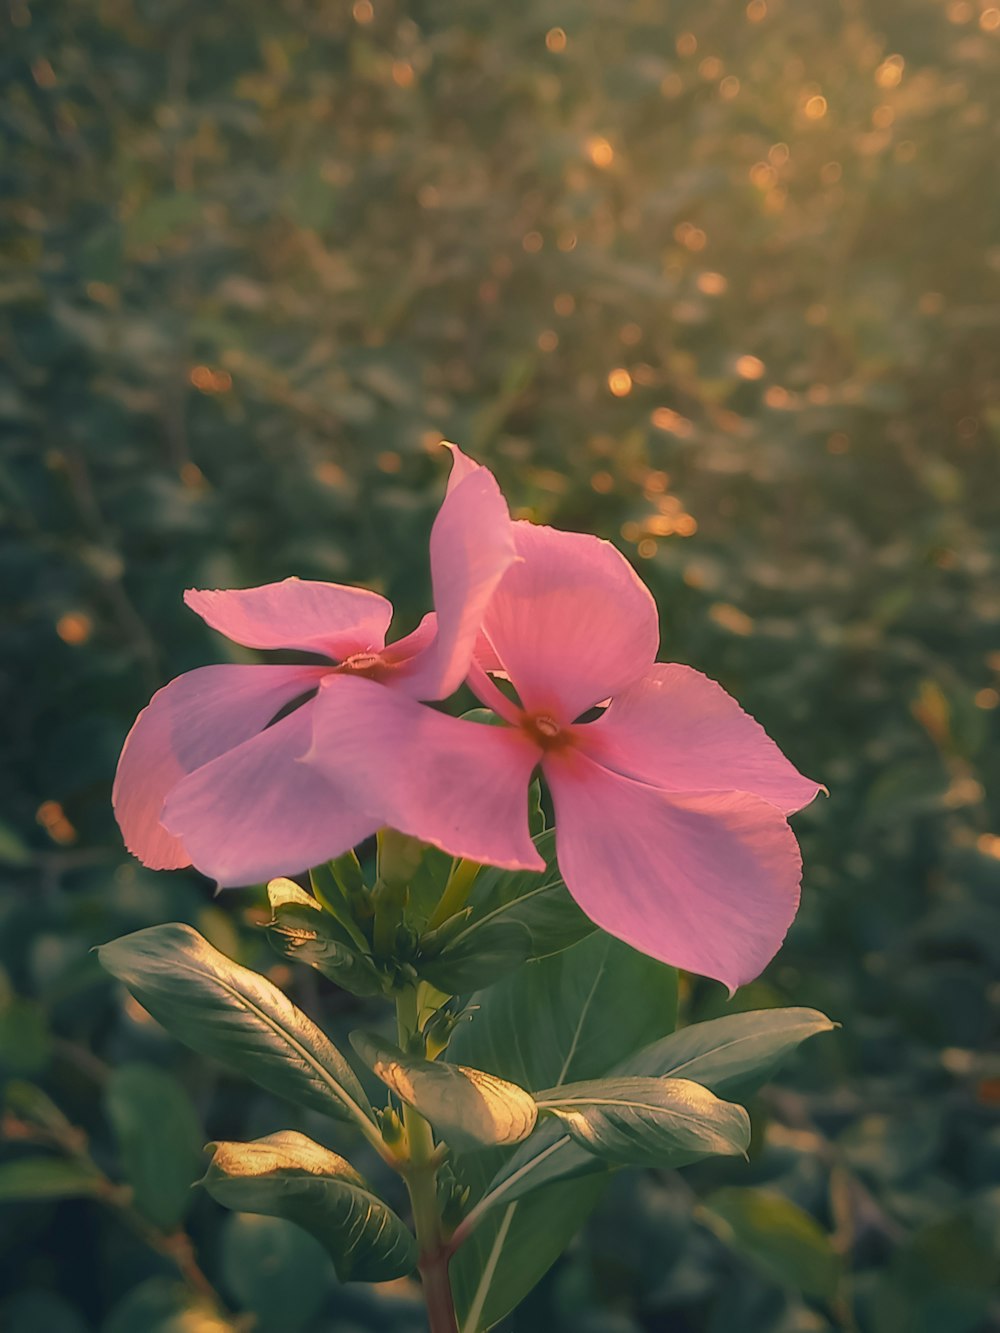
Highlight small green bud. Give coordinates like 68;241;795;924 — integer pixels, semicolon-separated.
379;1105;405;1149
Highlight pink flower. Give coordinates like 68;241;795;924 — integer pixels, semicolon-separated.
308;519;822;991
113;447;540;886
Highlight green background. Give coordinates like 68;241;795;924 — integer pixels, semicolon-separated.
2;0;998;1329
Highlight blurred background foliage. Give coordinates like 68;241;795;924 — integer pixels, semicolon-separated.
2;0;999;1328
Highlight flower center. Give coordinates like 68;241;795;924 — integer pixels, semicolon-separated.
338;651;384;679
522;712;571;751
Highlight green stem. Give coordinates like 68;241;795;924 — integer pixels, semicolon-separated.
396;989;459;1333
427;859;481;931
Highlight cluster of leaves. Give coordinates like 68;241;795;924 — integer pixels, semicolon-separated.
2;0;999;1329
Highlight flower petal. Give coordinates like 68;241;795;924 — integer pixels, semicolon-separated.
306;677;543;870
391;466;517;701
161;704;375;887
443;441;482;493
113;664;329;870
580;664;824;815
544;750;802;991
480;523;659;722
185;579;393;659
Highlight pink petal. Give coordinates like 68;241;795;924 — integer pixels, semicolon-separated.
480;523;659;723
545;750;802;991
580;664;824;815
391;467;517;701
444;441;482;494
381;612;437;664
306;677;544;870
113;664;328;870
185;579;393;659
161;703;375;887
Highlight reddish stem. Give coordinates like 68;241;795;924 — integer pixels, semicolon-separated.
420;1246;460;1333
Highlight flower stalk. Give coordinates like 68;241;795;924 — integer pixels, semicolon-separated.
396;986;459;1333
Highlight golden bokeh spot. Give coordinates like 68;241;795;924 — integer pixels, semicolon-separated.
478;278;499;304
537;328;558;352
750;161;776;189
36;800;77;845
660;72;684;98
190;365;232;394
804;94;828;120
827;432;850;454
522;230;543;253
590;470;614;493
807;383;830;404
418;184;441;208
352;0;374;22
545;27;567;52
645;470;670;493
554;292;576;316
709;602;754;636
735;354;766;380
557;229;578;252
314;460;347;487
746;0;767;20
32;58;57;88
586;136;614;168
720;75;740;99
821;161;843;184
975;688;1000;710
675;513;698;536
981;7;1000;29
676;32;698;56
651;407;693;436
769;142;790;166
619;322;643;346
607;368;633;397
872;104;894;128
377;450;402;473
620;521;641;542
391;60;415;88
764;385;792;408
946;0;973;21
56;612;92;645
637;538;658;559
698;56;723;80
180;461;206;490
697;271;727;295
875;55;904;88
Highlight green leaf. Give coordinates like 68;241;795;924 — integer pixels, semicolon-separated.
0;1156;104;1202
419;833;594;994
350;1031;537;1151
105;1063;204;1230
98;924;375;1133
469;1005;836;1215
612;1007;837;1096
448;931;679;1091
456;1176;608;1333
202;1130;417;1283
265;879;383;997
536;1076;750;1167
448;933;679;1330
700;1187;841;1301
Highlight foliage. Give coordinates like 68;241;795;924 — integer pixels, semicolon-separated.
2;0;999;1330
